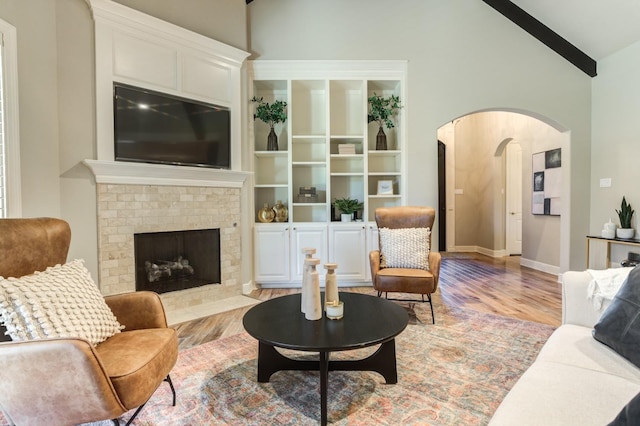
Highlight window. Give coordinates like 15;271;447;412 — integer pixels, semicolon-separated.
0;19;20;218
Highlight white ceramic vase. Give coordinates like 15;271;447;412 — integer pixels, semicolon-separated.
300;247;316;314
616;228;635;239
304;258;322;320
341;213;352;222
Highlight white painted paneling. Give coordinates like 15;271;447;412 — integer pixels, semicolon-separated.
182;55;230;104
113;33;177;89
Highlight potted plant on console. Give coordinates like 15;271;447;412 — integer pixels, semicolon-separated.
616;196;635;239
251;96;287;151
334;198;364;222
367;93;402;150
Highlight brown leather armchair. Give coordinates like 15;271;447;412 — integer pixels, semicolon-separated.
0;218;178;426
369;206;442;323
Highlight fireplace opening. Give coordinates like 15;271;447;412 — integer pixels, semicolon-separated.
134;229;221;294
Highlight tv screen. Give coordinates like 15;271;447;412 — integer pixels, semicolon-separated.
114;83;231;169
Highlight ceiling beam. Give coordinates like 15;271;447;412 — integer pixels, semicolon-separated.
482;0;597;77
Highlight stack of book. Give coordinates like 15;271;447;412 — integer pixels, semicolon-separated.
338;144;356;155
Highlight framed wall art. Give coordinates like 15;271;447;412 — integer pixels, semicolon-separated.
532;148;561;216
377;180;393;195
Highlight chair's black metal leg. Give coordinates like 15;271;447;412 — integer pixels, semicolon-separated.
427;293;435;324
113;375;175;425
165;374;177;406
123;402;146;426
377;291;382;298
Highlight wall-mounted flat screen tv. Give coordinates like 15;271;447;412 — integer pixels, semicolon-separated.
114;83;231;169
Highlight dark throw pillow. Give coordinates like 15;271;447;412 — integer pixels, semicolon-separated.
608;391;640;426
593;265;640;368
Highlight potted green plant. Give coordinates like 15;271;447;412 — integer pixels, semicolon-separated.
615;196;635;239
250;96;288;151
367;93;402;150
333;197;364;222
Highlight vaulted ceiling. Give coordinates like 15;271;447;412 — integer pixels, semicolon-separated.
246;0;640;77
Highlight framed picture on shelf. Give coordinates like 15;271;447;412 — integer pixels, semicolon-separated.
377;180;393;195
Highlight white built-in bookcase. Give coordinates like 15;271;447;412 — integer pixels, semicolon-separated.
249;61;407;286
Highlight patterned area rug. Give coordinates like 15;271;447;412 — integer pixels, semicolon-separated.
4;304;556;425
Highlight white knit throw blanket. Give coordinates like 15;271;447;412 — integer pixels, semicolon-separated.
586;267;634;311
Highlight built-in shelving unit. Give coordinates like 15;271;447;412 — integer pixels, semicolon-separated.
249;61;407;286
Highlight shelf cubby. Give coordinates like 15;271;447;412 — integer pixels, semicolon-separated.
292;136;326;163
330;80;364;136
253;80;289;152
292;80;326;137
254;152;288;186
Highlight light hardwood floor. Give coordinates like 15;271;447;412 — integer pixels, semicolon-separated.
173;253;562;350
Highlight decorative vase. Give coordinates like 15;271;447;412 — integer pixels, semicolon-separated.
324;263;339;310
267;127;278;151
304;257;322;320
301;247;316;314
273;200;288;222
376;126;387;150
257;203;275;223
616;228;635;239
341;213;352;222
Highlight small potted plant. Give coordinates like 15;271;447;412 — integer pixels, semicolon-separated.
367;93;402;150
615;196;635;239
333;197;364;222
250;96;288;151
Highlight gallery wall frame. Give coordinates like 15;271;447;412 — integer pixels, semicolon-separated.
532;148;561;216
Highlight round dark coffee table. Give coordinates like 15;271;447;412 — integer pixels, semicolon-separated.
242;292;408;425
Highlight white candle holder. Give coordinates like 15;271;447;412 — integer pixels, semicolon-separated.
325;300;344;320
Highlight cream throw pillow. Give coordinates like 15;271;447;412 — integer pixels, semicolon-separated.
379;227;431;270
0;259;123;345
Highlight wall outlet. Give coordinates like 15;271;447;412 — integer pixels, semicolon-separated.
454;188;464;195
600;178;612;188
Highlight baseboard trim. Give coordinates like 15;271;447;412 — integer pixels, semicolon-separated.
450;245;505;258
243;280;256;294
520;257;560;277
258;281;373;289
449;247;560;279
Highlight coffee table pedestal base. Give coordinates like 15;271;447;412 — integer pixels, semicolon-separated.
257;340;398;425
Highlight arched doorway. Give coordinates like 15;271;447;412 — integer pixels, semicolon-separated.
437;110;569;274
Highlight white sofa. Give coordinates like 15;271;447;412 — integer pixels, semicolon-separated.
489;270;640;425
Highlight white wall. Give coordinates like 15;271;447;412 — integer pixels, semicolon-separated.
248;0;592;271
0;1;62;218
592;39;640;263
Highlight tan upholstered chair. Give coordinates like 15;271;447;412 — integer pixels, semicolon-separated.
0;218;178;426
369;206;442;323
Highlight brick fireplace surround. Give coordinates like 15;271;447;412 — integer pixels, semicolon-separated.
96;182;242;314
83;160;252;321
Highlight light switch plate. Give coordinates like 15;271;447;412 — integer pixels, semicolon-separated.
600;178;612;188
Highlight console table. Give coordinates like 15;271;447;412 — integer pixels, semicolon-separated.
586;235;640;268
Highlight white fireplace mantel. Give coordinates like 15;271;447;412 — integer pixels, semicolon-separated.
83;159;251;188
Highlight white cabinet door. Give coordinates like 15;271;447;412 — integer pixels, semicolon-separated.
329;223;367;281
290;224;328;283
365;223;379;281
254;224;290;282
